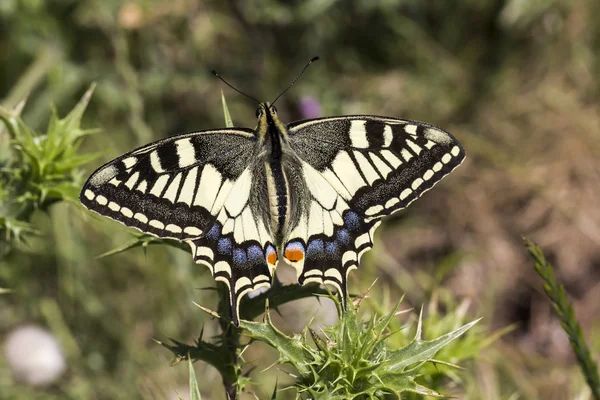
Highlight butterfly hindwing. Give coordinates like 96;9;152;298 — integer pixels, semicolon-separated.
284;116;465;300
188;162;277;323
80;129;256;240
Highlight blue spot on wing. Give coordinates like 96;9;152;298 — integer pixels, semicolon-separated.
218;238;232;255
336;228;350;245
343;211;361;231
286;241;305;252
233;248;247;266
307;239;324;257
247;244;263;261
326;241;338;254
207;223;221;240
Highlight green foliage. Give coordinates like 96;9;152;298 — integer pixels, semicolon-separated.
0;85;99;255
524;237;600;400
237;297;479;399
188;356;202;400
221;90;235;128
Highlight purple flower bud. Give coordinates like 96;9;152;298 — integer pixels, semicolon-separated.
299;96;321;119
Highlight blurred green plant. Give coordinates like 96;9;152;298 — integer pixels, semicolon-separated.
0;84;98;257
524;237;600;400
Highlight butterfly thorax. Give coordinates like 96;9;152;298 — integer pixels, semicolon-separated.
257;103;293;243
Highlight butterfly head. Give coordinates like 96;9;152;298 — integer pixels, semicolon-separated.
256;102;286;141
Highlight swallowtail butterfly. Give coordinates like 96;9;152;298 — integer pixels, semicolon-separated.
80;59;465;325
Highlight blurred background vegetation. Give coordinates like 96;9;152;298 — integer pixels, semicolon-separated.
1;0;599;398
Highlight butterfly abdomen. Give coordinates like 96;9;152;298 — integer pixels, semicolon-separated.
264;159;290;241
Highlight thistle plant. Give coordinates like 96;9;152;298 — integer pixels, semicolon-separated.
0;84;99;256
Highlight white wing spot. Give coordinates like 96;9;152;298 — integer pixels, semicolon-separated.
215;261;232;276
401;148;413;162
150;151;164;173
349;120;369;148
235;277;252;293
175;138;197;168
121;207;133;218
385;198;399;208
424;128;452;144
222;218;234;235
425;140;436;150
321;168;352;200
178;167;198;205
134;213;148;224
108;201;120;211
342;251;357;266
324;268;343;282
400;188;412;200
196;247;214;260
331;151;365;195
84;190;95;200
136;180;148;193
369;153;392;178
211;179;235;215
365;205;383;216
406;139;422;155
149;220;164;229
355;233;370;248
380;150;402;168
433;162;443;172
150;175;170;197
411;178;423;190
308;201;323;237
163;173;183;203
89;165;118;187
404;125;417;136
122;157;137;169
96;195;108;205
451;146;460;156
441;154;452;164
184;227;202;236
383;125;393;147
195;164;222;210
302;162;338;209
423;170;434;181
234;219;245;243
353;151;379;185
224;169;252;217
124;171;140;190
304;269;323;278
166;224;182;233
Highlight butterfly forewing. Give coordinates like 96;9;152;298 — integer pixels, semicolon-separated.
283;116;465;302
80;129;256;240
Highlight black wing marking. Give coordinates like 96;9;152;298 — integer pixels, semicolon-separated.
80;128;256;240
284;116;465;304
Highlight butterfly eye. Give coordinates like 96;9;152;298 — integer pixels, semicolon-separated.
270;106;277;114
255;108;263;118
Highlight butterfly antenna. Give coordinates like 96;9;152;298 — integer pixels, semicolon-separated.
271;56;319;105
211;70;261;105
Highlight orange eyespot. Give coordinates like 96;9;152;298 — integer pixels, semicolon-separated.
285;248;304;262
267;251;277;265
